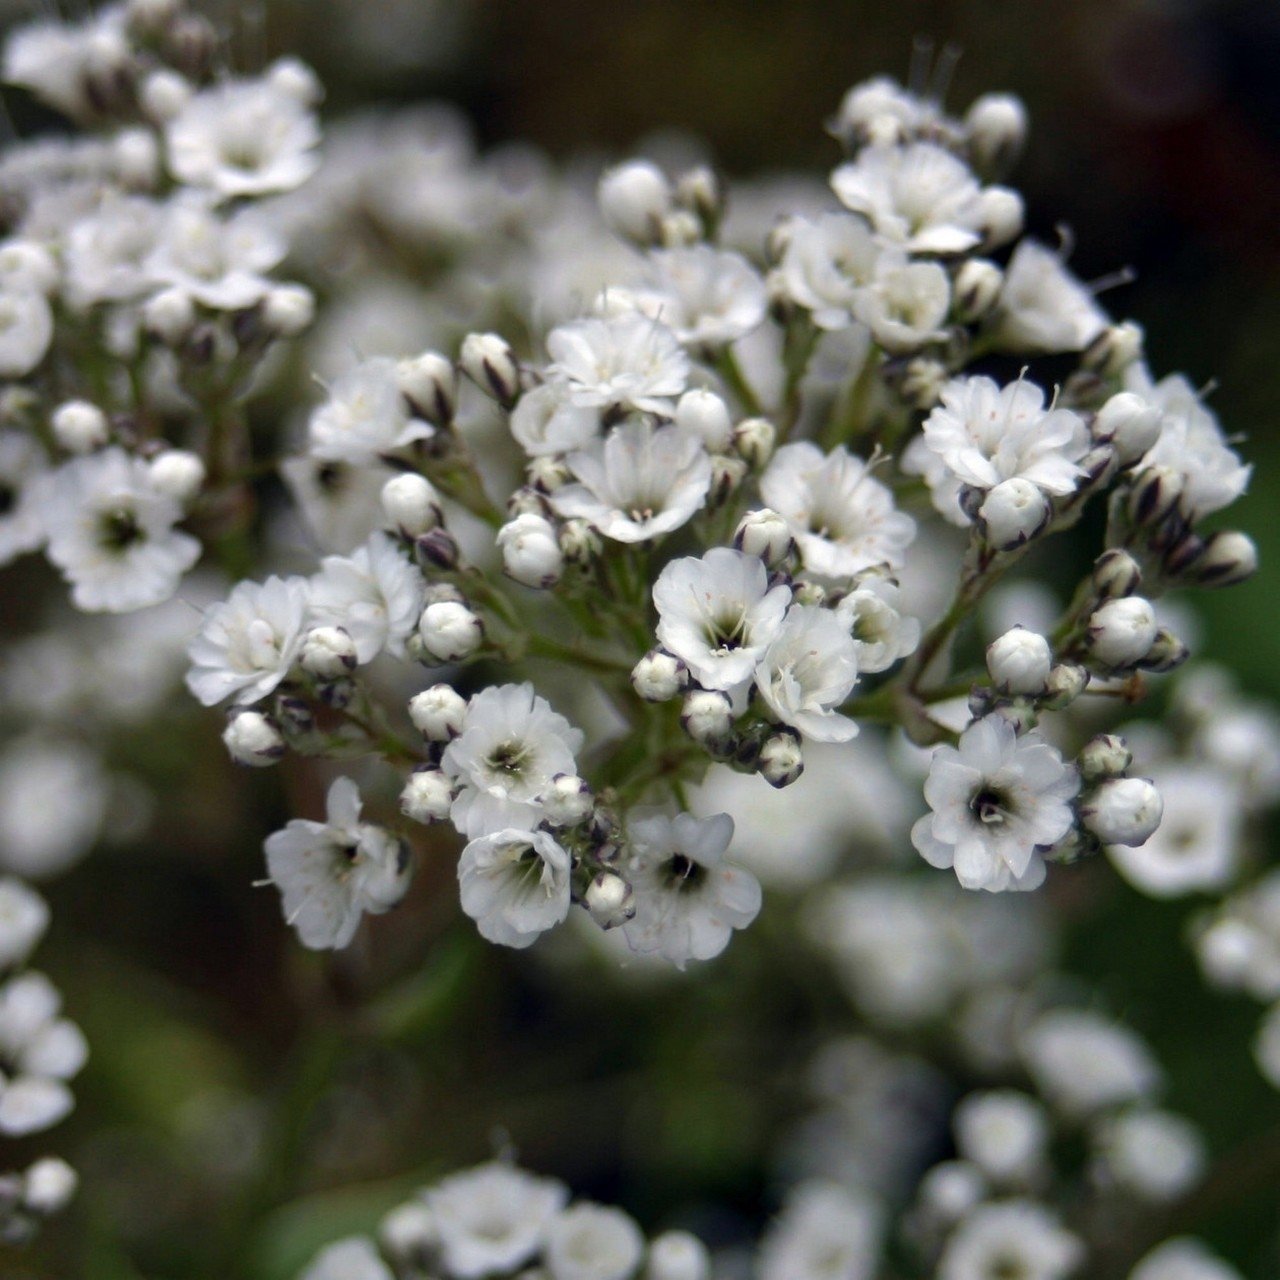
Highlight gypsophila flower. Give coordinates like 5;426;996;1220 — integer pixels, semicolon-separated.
937;1200;1082;1280
1128;1239;1244;1280
299;1238;393;1280
547;312;689;415
754;604;861;743
757;1179;883;1280
995;239;1107;354
1093;1108;1205;1202
0;431;49;566
457;827;571;948
834;576;920;673
630;244;767;347
308;357;434;465
543;1202;645;1280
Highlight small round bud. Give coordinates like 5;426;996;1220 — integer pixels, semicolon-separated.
145;448;205;502
419;601;482;663
733;415;776;469
1092;548;1142;600
300;626;358;679
414;527;460;571
0;240;56;295
1139;628;1190;674
497;512;564;589
266;56;323;107
675;389;733;452
1162;531;1206;578
978;478;1050;550
222;710;285;766
382;474;443;537
976;186;1024;249
400;769;454;824
142;286;196;344
598;160;671;246
953;258;1004;322
164;13;217;78
792;580;826;607
559;517;601;566
1084;321;1145;379
708;454;748;506
408;685;468;740
397;351;457;426
140;68;192;122
896;357;949;410
506;486;548;519
51;400;109;454
917;1161;986;1228
965;93;1029;173
1078;734;1133;783
585;871;635;930
1188;530;1258;588
658;208;703;248
675;164;723;230
646;1229;711;1280
1086;597;1158;669
681;688;734;751
986;627;1053;696
459;332;520;409
1094;392;1162;464
1043;662;1090;709
541;773;593;827
632;649;687;702
379;1202;438;1269
1080;776;1163;846
260;284;315;337
759;731;804;789
22;1158;77;1216
733;508;793;569
114;127;159;188
1128;464;1183;527
528;455;572;494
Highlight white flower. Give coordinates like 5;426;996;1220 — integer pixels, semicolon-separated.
775;212;883;330
43;447;201;612
1106;765;1240;899
1021;1009;1161;1118
1;9;129;119
145;195;286;310
1129;1239;1244;1280
457;828;571;949
0;879;48;970
547;312;689;415
953;1090;1049;1185
426;1162;568;1279
633;245;767;347
264;777;410;950
0;737;107;878
544;1202;645;1280
830;141;1001;254
280;456;389;554
1093;1108;1205;1202
0;971;87;1135
911;716;1078;893
0;431;49;566
0;287;53;376
623;811;761;967
299;1238;393;1280
855;258;950;354
0;1074;74;1137
166;75;320;199
914;376;1090;520
760;442;915;578
647;1230;710;1280
552;420;711;543
757;1179;882;1280
308;532;425;662
62;193;164;308
831;75;939;144
510;381;601;457
937;1200;1082;1280
995;239;1107;354
308;357;433;465
834;576;920;673
754;604;860;743
653;547;791;691
186;575;313;706
441;683;584;838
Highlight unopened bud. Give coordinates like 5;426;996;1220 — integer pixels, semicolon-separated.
300;626;358;678
977;186;1024;249
1078;734;1133;783
400;769;454;824
1086;597;1157;669
792;580;826;607
1092;548;1142;599
1138;627;1189;673
528;455;572;494
1188;530;1258;588
114;126;159;188
708;454;748;506
953;258;1004;323
675;165;723;232
1128;465;1183;527
1094;392;1162;464
681;688;735;752
418;601;482;663
965;93;1029;174
142;286;196;344
986;627;1052;696
632;649;687;702
1162;531;1206;578
147;448;204;502
598;160;671;247
542;773;593;827
408;684;468;740
498;513;563;588
414;527;459;571
459;332;520;409
558;517;601;566
22;1158;77;1217
658;209;702;248
1043;662;1090;709
585;871;635;930
733;416;776;469
398;351;457;426
1080;776;1163;846
646;1230;711;1280
261;284;315;337
1083;321;1144;378
140;68;192;121
675;389;733;452
978;478;1050;550
222;709;284;766
266;56;323;107
733;508;793;569
382;473;443;537
759;731;804;788
378;1202;438;1269
51;400;108;454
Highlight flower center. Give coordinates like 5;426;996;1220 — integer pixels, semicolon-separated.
0;482;14;517
99;506;145;552
663;853;705;891
486;739;532;777
971;786;1011;826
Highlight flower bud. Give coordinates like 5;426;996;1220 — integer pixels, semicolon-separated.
147;448;205;502
22;1158;77;1217
1081;776;1163;846
1083;320;1144;378
1091;548;1142;600
378;1202;438;1269
498;512;563;589
598;160;671;246
541;773;593;827
1094;392;1162;464
675;165;723;231
459;332;520;408
987;627;1053;696
759;731;804;789
792;580;826;607
528;455;572;494
505;487;548;519
419;601;482;663
953;258;1004;322
675;389;733;452
140;68;192;121
733;416;776;469
585;871;635;930
266;56;323;107
897;357;949;410
1128;465;1183;527
977;186;1024;249
222;709;285;766
659;209;703;247
708;454;748;506
1043;662;1090;709
1078;734;1133;783
632;649;687;702
414;528;460;571
382;473;443;537
400;768;454;824
681;688;735;752
978;478;1050;550
300;626;358;679
398;351;457;426
558;517;601;567
142;286;196;344
257;283;314;337
114;127;159;188
1188;530;1258;588
965;93;1029;173
51;400;108;454
646;1229;711;1280
408;684;468;740
1138;627;1189;673
733;508;793;569
1086;597;1157;669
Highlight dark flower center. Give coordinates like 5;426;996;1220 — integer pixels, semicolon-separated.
99;507;145;552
